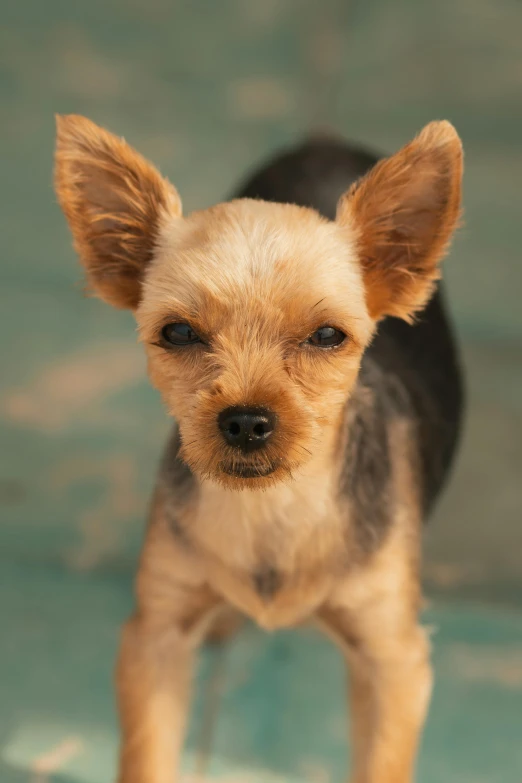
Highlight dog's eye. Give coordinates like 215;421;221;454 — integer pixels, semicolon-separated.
162;322;201;346
308;326;346;348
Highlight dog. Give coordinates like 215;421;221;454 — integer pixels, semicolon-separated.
54;115;463;783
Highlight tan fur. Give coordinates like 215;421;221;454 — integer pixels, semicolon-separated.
54;115;463;783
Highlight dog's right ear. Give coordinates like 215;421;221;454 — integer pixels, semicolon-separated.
54;115;182;309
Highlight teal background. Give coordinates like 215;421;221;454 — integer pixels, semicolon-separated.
1;1;521;781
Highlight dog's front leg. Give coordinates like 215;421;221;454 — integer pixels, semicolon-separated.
319;556;432;782
115;518;221;783
116;612;196;783
350;627;432;783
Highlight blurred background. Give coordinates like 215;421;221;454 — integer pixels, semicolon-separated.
1;1;521;781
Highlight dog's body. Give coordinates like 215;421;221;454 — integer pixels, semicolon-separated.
55;118;464;783
154;138;463;627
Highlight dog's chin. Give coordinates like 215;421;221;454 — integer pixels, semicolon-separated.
211;459;290;490
221;462;276;478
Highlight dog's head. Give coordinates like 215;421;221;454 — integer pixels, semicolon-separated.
55;116;462;488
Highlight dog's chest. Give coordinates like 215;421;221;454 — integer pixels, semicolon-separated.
211;556;340;630
191;477;346;628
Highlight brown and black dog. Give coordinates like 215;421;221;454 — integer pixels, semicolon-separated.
55;116;463;783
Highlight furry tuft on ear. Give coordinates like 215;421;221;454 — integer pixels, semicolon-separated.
337;120;463;322
54;114;182;309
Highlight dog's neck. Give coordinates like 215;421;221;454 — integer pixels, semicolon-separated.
188;425;343;571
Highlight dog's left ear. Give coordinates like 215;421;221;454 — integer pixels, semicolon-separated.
336;121;463;322
54;114;182;309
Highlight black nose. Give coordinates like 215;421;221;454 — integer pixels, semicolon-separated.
218;406;276;453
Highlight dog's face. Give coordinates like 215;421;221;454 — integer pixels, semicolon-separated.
138;199;374;486
55;116;462;488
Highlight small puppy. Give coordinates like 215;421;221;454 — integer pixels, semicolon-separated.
55;116;463;783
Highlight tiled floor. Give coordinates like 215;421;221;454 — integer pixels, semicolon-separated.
1;1;521;781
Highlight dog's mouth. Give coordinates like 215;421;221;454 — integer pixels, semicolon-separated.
220;461;278;479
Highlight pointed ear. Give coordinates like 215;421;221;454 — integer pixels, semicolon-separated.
54;115;182;309
336;121;463;322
